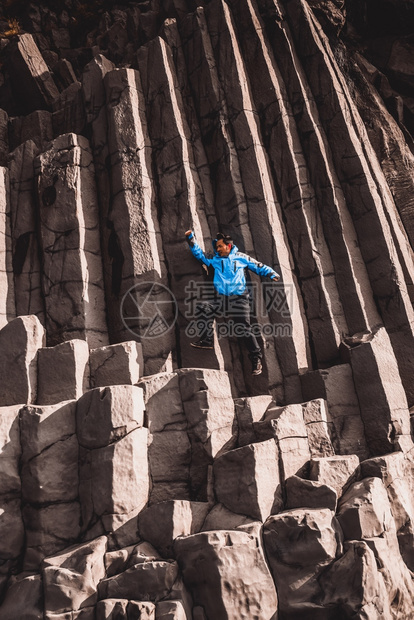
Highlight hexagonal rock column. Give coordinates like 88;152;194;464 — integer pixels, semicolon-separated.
253;403;310;481
337;477;394;541
37;339;90;405
286;0;414;406
178;369;236;458
174;529;278;620
342;327;413;455
103;68;173;373
9;110;53;153
0;166;15;328
137;372;191;504
103;541;161;578
19;400;80;569
318;540;392;618
77;385;149;546
0;574;43;620
234;395;274;447
0;110;8;165
359;452;414;571
285;475;337;512
178;369;236;502
0;406;24;586
300;364;369;459
4;34;59;113
263;508;342;617
35;133;108;348
309;455;359;498
213;439;281;521
42;536;107;617
138;500;210;558
0;315;45;406
301;399;335;458
138;36;228;376
89;341;143;388
335;475;414;614
8;140;45;323
227;0;348;368
97;560;179;602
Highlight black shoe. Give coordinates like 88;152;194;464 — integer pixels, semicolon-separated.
252;358;262;375
190;338;214;349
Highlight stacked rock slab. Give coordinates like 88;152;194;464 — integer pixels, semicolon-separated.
0;340;414;616
19;400;80;570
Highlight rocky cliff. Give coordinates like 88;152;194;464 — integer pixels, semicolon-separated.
0;0;414;618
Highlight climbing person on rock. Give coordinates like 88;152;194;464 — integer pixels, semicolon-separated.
185;230;280;376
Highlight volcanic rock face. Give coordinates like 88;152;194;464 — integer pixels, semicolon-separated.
0;0;414;617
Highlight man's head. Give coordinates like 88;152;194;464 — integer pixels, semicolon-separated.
215;233;233;257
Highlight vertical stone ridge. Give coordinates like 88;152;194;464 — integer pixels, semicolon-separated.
204;0;311;402
137;36;220;371
284;0;414;404
181;4;311;402
180;6;285;398
228;0;348;367
261;0;382;338
35;133;108;349
8;140;45;324
104;68;174;374
0;167;16;328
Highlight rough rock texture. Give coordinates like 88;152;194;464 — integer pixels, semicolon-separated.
0;315;45;405
1;0;414;616
35;133;108;348
263;508;343;616
174;529;278;620
19;400;80;569
0;166;15;328
89;341;143;388
37;339;90;405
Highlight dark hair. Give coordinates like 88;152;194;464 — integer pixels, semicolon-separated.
216;232;233;245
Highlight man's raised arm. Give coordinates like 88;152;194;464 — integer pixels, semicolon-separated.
185;230;212;267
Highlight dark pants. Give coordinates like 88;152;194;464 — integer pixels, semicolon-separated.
195;292;262;361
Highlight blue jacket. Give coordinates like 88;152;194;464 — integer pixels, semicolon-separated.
187;232;280;296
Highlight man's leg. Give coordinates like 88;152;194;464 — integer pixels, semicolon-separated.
230;295;262;372
191;298;222;347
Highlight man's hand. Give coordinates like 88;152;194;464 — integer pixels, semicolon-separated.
271;275;279;281
185;230;193;237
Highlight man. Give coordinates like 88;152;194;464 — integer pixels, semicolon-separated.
185;230;280;375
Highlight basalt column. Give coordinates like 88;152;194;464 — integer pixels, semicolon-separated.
103;68;174;375
8;140;45;323
261;0;383;341
137;37;219;371
228;0;349;368
35;133;108;348
285;0;414;405
0;166;15;328
180;5;310;403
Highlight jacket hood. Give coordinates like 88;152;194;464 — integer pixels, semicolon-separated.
212;238;239;257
